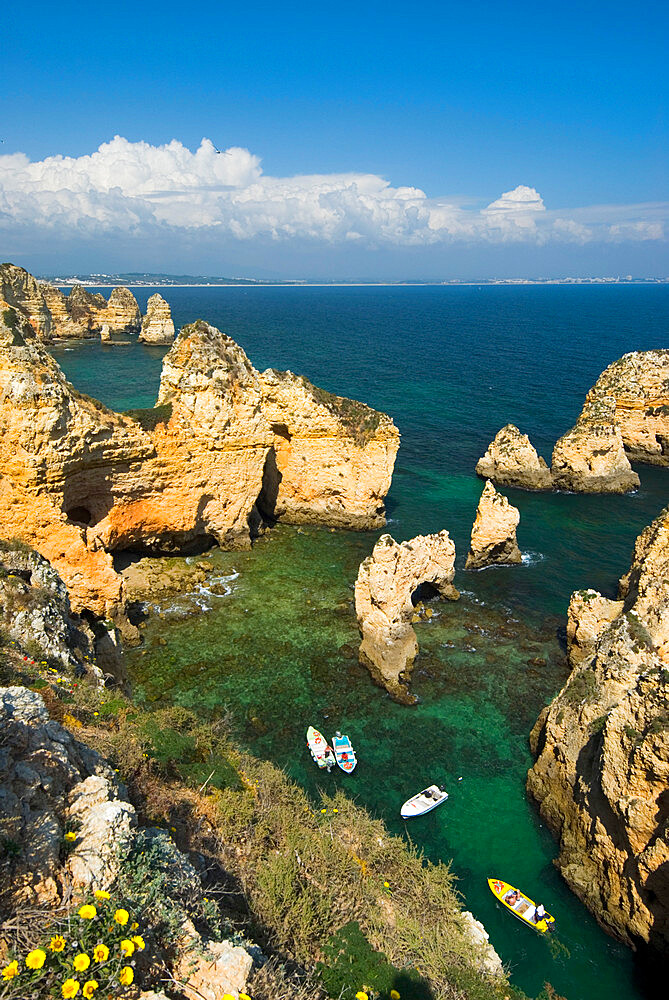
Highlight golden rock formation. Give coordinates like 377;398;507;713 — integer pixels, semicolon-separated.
551;397;640;493
354;531;459;703
527;506;669;952
465;480;522;570
476;424;552;490
582;350;669;466
139;292;175;344
0;263;52;340
0;312;398;624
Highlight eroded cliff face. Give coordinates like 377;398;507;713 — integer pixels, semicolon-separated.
355;531;459;703
465;480;521;570
97;286;142;334
0;313;398;619
257;370;400;529
551;397;640;494
476;424;552;490
527;506;669;952
1;263;52;340
582;350;669;466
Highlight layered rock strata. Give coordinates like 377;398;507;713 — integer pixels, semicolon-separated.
476;424;552;490
0;312;398;619
97;285;142;334
578;350;669;466
527;506;669;952
355;531;459;703
551;397;640;493
465;480;522;570
140;292;175;344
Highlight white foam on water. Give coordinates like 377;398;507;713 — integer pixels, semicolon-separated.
521;550;546;566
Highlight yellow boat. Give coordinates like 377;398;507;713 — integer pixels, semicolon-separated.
487;878;555;933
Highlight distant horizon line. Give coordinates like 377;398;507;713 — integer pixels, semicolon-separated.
38;272;669;289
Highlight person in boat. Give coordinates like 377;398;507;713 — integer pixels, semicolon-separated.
534;903;546;923
504;889;520;906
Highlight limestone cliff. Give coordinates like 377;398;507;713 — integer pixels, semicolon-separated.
0;313;398;619
579;350;669;466
551;396;640;493
139;292;175;344
0;262;52;340
465;480;522;570
40;282;82;338
355;531;459;703
65;283;108;336
257;369;400;529
476;424;552;490
527;506;669;952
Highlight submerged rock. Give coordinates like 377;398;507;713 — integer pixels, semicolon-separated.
527;505;669;952
139;292;175;344
355;531;459;703
476;424;552;491
465;480;522;570
551;396;640;493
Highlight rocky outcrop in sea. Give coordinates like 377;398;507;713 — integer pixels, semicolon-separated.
527;505;669;952
139;292;175;344
551;396;640;493
465;480;522;570
0;310;398;623
475;424;552;490
355;531;459;703
479;351;669;494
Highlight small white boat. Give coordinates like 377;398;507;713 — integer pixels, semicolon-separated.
306;726;335;770
331;731;357;773
400;784;448;819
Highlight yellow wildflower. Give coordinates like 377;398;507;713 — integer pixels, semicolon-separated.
93;890;110;900
26;949;47;969
78;904;96;920
120;939;135;957
222;995;236;1000
130;922;139;931
50;935;66;952
391;991;401;1000
62;980;80;998
92;944;109;963
239;993;252;1000
131;935;145;951
73;954;90;973
2;960;19;981
383;881;390;888
320;808;327;813
113;908;129;926
64;832;77;842
333;808;339;813
119;966;134;986
356;992;369;1000
82;982;99;999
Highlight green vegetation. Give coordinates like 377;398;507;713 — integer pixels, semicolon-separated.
123;402;173;431
317;921;431;1000
561;669;597;706
307;380;383;445
2;307;25;347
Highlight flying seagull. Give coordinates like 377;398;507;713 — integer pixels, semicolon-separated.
213;145;232;155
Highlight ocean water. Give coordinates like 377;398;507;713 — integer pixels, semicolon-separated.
51;285;668;1000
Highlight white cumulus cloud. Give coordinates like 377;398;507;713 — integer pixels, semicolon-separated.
0;136;665;248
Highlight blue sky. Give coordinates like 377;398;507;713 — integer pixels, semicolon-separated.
1;1;667;278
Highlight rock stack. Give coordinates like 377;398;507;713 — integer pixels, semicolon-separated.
355;531;459;703
476;424;552;490
139;293;175;344
465;480;522;570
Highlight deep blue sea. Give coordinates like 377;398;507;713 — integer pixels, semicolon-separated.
52;285;668;1000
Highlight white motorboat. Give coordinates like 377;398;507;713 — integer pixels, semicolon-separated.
400;784;448;819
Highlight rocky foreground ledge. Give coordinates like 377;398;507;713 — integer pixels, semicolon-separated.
527;505;669;953
0;306;398;624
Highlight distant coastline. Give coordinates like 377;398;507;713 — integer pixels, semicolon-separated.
41;274;669;288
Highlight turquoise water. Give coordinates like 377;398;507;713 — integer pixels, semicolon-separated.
51;285;668;999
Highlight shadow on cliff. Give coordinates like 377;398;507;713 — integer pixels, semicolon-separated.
255;445;283;528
